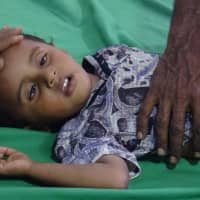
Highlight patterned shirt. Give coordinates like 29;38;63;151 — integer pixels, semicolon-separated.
54;45;192;179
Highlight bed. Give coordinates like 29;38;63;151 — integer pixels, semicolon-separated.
0;0;200;199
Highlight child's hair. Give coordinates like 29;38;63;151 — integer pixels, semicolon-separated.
22;34;54;45
0;34;56;130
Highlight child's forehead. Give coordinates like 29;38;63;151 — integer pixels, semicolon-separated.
2;39;50;63
3;40;37;57
0;40;49;82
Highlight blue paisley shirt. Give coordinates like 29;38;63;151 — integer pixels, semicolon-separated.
54;45;192;179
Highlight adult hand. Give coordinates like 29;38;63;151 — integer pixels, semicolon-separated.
0;147;33;177
137;0;200;164
0;26;23;68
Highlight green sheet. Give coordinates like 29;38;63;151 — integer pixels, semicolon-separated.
0;0;200;199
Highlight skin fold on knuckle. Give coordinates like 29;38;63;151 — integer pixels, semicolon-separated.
169;135;182;157
156;113;167;129
169;138;182;158
171;124;183;138
155;128;167;148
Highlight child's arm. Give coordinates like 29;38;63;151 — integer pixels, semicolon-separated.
0;147;129;188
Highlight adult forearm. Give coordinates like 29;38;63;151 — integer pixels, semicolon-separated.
175;0;200;13
137;0;200;163
166;0;200;56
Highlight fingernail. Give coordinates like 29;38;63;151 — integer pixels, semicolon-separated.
16;35;23;40
194;152;200;158
157;148;166;156
137;131;143;139
169;156;177;164
13;35;23;42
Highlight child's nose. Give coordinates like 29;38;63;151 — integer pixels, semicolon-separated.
47;69;58;88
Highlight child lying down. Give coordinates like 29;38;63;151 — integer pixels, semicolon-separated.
0;27;194;188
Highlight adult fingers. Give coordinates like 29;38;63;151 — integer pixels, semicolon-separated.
0;35;23;52
0;26;22;37
137;91;157;139
137;56;168;140
155;100;171;156
169;104;186;164
0;27;23;51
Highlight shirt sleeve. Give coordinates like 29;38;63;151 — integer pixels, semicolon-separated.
55;133;141;179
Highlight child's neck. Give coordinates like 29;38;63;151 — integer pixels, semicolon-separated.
88;73;100;90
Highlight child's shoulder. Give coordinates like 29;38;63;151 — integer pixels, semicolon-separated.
82;44;159;81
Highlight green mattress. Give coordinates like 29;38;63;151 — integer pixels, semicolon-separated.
0;0;200;199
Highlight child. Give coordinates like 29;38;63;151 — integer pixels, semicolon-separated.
0;26;193;188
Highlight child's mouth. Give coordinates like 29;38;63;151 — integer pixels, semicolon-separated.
62;75;75;96
63;77;69;89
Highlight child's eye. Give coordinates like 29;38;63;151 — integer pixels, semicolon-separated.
28;83;38;101
40;53;47;66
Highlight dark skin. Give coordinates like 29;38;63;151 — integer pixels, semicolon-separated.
137;0;200;164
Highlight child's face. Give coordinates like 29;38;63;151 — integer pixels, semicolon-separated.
0;39;93;126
